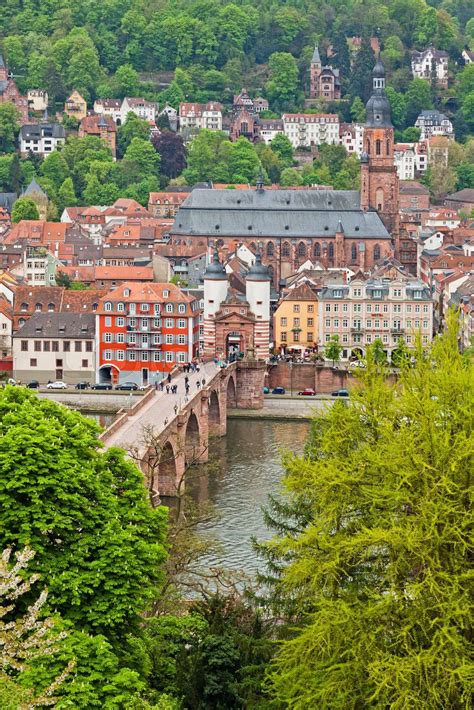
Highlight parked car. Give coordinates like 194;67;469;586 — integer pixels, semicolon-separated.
115;382;138;391
349;360;366;369
298;388;316;396
90;383;113;390
332;388;349;397
26;380;39;389
75;381;90;390
46;381;68;389
272;386;285;395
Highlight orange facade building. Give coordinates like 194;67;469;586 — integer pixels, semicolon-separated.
96;282;201;386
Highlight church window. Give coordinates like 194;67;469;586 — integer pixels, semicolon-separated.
376;139;381;156
298;242;306;257
376;188;384;211
314;243;321;257
367;139;371;155
374;244;381;261
241;122;248;134
267;242;274;257
386;140;390;155
328;243;334;258
351;244;357;261
282;242;290;257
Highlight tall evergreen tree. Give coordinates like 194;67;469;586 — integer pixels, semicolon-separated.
262;316;473;708
350;36;375;103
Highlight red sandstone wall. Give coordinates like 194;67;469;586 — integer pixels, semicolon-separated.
267;362;349;393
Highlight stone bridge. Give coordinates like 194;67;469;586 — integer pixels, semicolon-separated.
100;359;265;498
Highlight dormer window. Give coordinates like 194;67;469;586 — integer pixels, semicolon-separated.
124;289;130;297
117;302;125;312
20;302;28;312
104;301;112;311
163;289;169;297
35;303;42;312
48;303;55;312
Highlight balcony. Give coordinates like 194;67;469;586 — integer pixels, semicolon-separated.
391;327;405;334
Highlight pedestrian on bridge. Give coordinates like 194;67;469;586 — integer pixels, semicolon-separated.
167;373;172;384
196;380;201;390
166;385;170;394
201;377;206;387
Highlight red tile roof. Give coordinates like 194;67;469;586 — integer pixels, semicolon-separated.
98;281;197;315
94;265;153;281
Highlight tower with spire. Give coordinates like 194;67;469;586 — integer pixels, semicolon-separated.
360;55;400;244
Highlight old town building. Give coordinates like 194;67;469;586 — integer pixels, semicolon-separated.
318;272;433;361
13;312;95;384
96;282;201;386
79;114;117;158
411;47;449;87
282;113;340;148
415;110;454;140
0;54;28;123
19;123;65;157
274;283;319;352
309;46;341;100
179;102;223;131
203;250;271;361
64;90;87;120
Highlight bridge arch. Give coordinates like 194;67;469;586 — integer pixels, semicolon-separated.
227;374;237;408
157;440;178;496
184;411;201;464
208;389;221;436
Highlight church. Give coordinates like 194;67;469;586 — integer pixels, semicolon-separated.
171;58;400;288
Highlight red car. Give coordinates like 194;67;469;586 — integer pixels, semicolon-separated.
298;388;316;396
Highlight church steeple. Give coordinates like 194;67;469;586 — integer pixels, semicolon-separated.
360;55;400;246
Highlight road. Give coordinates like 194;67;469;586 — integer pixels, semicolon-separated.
102;361;221;452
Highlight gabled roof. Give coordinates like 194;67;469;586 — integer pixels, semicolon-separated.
14;311;95;338
281;283;318;302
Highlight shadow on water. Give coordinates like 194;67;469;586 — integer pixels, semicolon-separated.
187;419;309;578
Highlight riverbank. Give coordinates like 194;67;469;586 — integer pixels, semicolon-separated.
228;396;333;420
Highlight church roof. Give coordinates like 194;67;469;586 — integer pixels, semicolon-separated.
172;189;390;240
311;46;321;63
24;179;47;198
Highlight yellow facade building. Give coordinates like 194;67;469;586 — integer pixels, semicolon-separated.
273;283;319;352
64;90;87;121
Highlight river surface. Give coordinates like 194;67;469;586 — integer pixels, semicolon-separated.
189;419;310;578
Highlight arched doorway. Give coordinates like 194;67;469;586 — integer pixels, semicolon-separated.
226;331;243;360
99;364;120;385
208;390;221;436
350;347;364;360
227;376;237;408
185;412;200;464
157;441;177;495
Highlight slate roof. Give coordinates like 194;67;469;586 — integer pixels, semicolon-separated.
172;189;391;240
445;188;474;203
0;193;17;211
20;123;65;140
14;312;95;338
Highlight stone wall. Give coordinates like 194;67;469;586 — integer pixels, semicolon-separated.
236;360;266;408
267;362;350;393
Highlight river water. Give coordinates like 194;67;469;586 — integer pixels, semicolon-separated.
189;419;310;578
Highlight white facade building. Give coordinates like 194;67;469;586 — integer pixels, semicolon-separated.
179;102;223;131
27;89;48;112
394;144;416;180
93;98;122;124
259;119;284;144
318;275;434;361
411;48;449;86
282;113;340;148
120;97;157;124
19;123;65;156
339;123;365;157
415;110;454;141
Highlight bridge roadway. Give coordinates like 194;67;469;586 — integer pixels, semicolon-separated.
102;360;222;456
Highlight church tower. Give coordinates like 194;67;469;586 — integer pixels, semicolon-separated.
360;56;399;244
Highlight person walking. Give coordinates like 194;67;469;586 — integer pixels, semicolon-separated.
201;377;206;387
167;372;172;384
166;385;170;394
185;384;190;396
174;404;178;415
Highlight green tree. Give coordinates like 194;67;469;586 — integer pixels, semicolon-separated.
400;127;421;142
372;337;387;363
113;63;140;98
318;143;348;178
266;318;473;707
11;197;39;222
350;96;366;123
266;52;299;110
117;113;151;157
455;162;474;190
229;137;260;183
40;150;70;190
0;388;167;638
151;131;187;179
57;177;77;212
270;133;294;167
323;334;343;365
350;36;375;103
385;87;407;130
123;137;161;180
0;102;21;153
405;78;433;127
391;337;409;367
280;167;303;186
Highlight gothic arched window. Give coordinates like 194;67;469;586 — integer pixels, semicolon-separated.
376;139;381;156
386;140;390;155
376;187;384;211
282;241;290;257
328;243;334;259
298;241;306;257
351;244;357;261
267;242;274;257
374;244;381;261
366;139;371;155
313;242;321;258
